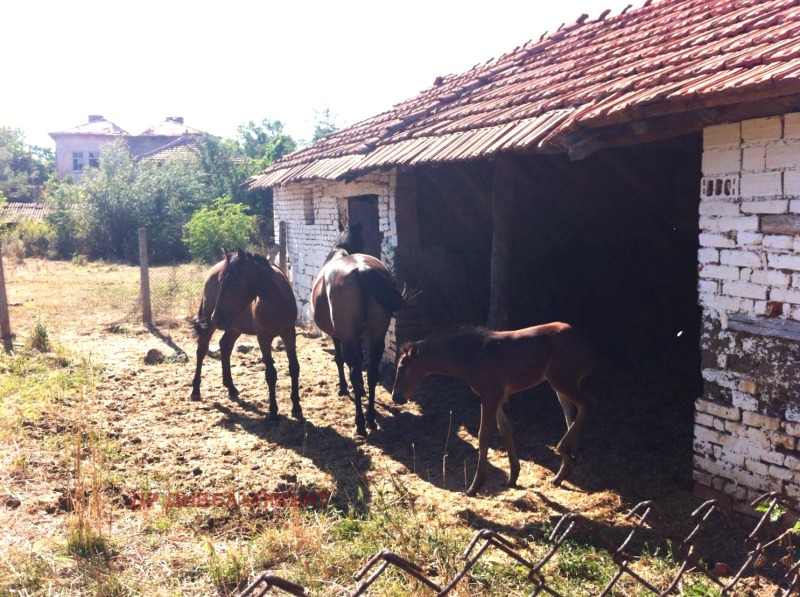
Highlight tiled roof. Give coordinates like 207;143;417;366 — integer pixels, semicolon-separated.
0;202;50;223
249;0;800;188
140;118;205;137
49;118;128;138
139;137;201;162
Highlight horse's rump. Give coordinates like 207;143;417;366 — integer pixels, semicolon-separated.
356;266;404;314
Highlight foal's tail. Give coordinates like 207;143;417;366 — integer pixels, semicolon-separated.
358;267;405;314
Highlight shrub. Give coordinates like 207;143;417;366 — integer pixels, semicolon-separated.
1;219;54;260
184;197;256;263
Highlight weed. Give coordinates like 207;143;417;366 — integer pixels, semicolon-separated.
204;538;247;595
71;253;88;266
27;316;50;352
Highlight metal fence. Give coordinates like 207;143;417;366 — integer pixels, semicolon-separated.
240;492;800;597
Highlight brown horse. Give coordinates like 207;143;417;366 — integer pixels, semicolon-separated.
191;249;301;421
311;224;404;436
391;322;596;496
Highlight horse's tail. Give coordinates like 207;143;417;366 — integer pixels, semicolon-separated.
192;298;210;337
358;267;405;314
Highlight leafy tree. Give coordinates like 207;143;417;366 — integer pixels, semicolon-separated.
311;108;340;144
0;127;53;201
184;196;257;263
237;119;297;171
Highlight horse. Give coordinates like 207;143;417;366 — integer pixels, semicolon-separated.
190;249;301;421
391;322;596;496
311;223;405;436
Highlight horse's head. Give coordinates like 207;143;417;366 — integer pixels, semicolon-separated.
334;221;364;255
209;248;258;330
391;342;423;404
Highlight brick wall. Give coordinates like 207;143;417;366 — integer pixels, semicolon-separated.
695;113;800;511
272;171;399;358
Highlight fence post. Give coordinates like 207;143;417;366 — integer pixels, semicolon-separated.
0;245;12;352
279;220;287;274
139;228;152;325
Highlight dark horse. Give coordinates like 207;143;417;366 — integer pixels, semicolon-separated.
191;249;301;421
391;322;596;496
311;223;404;436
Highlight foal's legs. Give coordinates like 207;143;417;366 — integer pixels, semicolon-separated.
255;334;280;421
556;392;576;429
466;394;500;496
219;330;242;398
342;339;367;436
495;395;520;488
280;330;303;419
333;338;349;396
364;338;385;432
551;386;596;485
191;327;214;401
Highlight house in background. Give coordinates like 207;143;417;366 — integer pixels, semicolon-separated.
49;115;204;181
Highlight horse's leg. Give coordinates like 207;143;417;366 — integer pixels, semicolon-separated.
333;338;349;396
281;330;303;419
466;395;500;497
342;339;367;436
495;395;519;488
552;388;597;485
219;330;241;399
556;392;575;429
365;338;385;431
191;328;213;401
256;335;279;421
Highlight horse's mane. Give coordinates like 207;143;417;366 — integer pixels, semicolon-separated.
403;325;491;352
227;250;276;273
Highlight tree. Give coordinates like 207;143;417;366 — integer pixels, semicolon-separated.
184;196;257;263
0;127;54;201
237;119;297;171
311;108;340;144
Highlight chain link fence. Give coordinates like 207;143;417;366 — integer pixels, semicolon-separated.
146;261;207;323
240;492;800;597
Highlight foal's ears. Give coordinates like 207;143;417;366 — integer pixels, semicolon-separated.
222;247;229;262
236;248;247;261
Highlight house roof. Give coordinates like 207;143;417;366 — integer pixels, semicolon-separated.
248;0;800;189
140;118;205;137
0;202;50;224
49;117;129;138
139;136;201;162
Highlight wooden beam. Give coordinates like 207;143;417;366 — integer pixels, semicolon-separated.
487;154;519;330
728;313;800;342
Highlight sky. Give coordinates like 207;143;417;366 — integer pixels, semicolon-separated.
1;0;638;150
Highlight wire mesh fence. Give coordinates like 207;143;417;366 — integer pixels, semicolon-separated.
146;262;207;323
240;492;800;597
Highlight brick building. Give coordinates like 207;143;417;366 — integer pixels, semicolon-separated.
248;0;800;511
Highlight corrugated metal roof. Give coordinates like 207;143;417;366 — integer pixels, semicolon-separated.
0;202;50;223
250;0;800;188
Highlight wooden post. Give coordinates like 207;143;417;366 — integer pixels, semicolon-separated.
139;228;152;325
487;154;519;331
0;245;12;352
278;221;287;274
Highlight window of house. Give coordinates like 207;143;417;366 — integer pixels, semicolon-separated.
72;151;85;171
88;151;100;168
302;190;315;225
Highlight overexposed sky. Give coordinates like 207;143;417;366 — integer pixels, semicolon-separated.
2;0;637;149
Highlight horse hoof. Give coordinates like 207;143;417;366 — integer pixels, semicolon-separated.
190;394;201;401
338;388;350;397
355;426;368;438
465;487;478;497
267;413;280;424
291;408;304;420
391;393;407;405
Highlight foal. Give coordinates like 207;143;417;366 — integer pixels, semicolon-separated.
391;322;596;496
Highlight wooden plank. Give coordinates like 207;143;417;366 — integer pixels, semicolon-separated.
728;313;800;341
487;154;518;330
0;246;12;352
139;228;152;325
760;215;800;235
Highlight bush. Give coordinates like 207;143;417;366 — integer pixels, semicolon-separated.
1;219;54;260
184;197;257;263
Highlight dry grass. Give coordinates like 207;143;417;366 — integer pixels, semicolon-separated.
0;258;777;596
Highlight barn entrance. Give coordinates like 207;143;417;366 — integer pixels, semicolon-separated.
347;194;380;259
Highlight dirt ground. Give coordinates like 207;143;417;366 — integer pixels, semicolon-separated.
0;259;783;594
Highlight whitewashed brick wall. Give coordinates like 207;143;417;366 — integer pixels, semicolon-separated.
695;113;800;512
272;170;400;359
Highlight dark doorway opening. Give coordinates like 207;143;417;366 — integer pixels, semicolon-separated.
348;195;381;259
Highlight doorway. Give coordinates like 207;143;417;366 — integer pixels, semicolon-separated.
347;194;381;258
